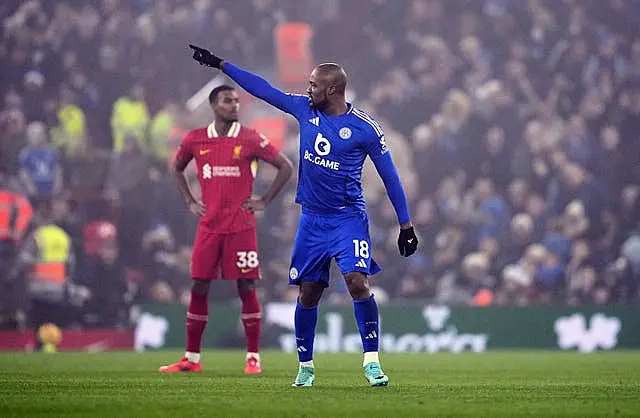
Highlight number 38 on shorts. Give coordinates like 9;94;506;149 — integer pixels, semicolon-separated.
236;251;259;269
191;228;262;280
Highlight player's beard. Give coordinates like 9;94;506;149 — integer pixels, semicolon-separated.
310;92;328;110
222;113;239;123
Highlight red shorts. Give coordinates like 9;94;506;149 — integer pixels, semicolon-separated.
191;227;261;280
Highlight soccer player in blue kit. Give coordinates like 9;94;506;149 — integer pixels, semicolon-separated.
189;44;419;387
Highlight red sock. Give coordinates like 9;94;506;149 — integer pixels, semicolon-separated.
240;289;261;354
186;290;209;354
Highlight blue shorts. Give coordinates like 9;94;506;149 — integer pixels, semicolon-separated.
288;210;381;286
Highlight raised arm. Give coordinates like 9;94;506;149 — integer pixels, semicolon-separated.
223;63;305;116
189;44;306;116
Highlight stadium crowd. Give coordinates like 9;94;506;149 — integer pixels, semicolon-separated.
1;0;639;329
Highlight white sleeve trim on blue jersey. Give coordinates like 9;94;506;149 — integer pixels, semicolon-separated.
352;107;411;224
352;108;384;137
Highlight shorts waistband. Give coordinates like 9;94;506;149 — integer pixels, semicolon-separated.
301;206;365;218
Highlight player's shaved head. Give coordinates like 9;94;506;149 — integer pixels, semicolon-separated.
307;63;349;113
315;63;348;94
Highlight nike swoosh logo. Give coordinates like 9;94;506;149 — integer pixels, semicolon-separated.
200;149;211;155
407;238;414;243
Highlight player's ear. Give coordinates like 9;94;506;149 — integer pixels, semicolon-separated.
328;85;336;96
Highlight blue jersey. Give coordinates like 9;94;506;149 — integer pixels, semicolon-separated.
293;100;389;215
224;63;410;224
19;146;59;195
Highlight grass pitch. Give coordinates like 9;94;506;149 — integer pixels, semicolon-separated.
1;350;639;417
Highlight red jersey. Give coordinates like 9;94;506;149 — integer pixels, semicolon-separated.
175;121;279;234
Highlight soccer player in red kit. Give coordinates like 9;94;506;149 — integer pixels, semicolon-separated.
159;85;293;374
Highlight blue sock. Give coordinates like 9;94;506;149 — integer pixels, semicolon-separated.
295;300;318;362
353;294;379;352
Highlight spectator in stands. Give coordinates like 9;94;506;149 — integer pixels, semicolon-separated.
616;186;640;247
50;88;87;158
436;252;495;305
66;67;100;116
566;265;600;306
141;225;191;304
105;134;152;268
21;71;48;124
612;234;640;302
148;99;181;166
465;177;510;245
479;125;511;190
80;221;128;327
67;137;110;195
494;264;534;306
503;213;535;266
0;91;27;176
18;122;62;206
0;164;34;319
506;179;529;216
8;208;89;348
396;253;432;299
564;114;593;168
110;83;150;152
595;125;625;195
94;45;129;149
552;163;609;243
536;240;566;304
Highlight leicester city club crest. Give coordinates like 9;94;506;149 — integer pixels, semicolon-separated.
339;127;352;139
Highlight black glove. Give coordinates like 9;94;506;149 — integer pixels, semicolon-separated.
398;226;418;257
189;44;224;69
